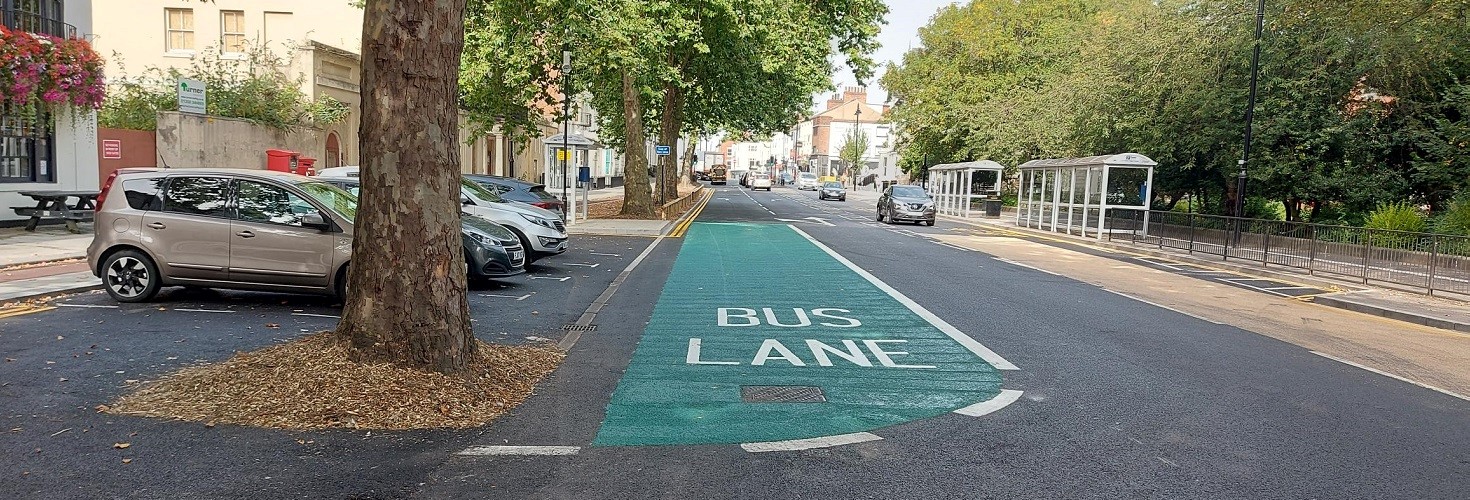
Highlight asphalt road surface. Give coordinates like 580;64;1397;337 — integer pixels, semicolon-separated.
2;184;1467;499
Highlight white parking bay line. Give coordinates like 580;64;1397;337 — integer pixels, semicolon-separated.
564;263;601;268
480;293;532;301
953;389;1024;417
741;432;883;453
174;308;235;314
529;276;572;282
589;252;621;257
788;225;1019;371
291;313;341;319
456;445;581;456
56;303;118;309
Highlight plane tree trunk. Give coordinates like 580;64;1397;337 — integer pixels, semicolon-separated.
337;0;475;373
620;70;656;217
658;83;684;203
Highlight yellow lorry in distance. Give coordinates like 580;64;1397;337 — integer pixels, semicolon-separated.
710;165;728;185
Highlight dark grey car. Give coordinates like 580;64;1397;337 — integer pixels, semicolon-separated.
818;181;847;201
877;184;937;226
320;178;525;278
464;174;565;217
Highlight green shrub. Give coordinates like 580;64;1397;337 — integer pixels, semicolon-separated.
1432;193;1470;236
1364;201;1428;248
1243;197;1285;221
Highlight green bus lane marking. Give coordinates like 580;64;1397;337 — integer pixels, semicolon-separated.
593;222;1016;447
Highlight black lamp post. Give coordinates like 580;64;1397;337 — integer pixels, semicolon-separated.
561;49;572;222
1236;0;1267;219
853;105;862;190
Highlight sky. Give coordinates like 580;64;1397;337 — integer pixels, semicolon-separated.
822;0;958;107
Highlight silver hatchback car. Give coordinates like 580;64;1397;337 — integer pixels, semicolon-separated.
87;168;357;302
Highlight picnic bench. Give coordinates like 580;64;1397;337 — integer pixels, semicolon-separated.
11;190;99;234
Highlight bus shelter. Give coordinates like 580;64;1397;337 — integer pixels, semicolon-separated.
1016;153;1155;238
926;160;1005;218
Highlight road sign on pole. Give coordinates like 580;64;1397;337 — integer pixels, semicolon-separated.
655;145;671;156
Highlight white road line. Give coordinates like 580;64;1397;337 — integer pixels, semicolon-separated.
291;313;341;319
991;257;1064;277
1262;286;1318;291
741;432;883;453
953;389;1024;417
564;263;601;268
529;276;572;282
589;252;621;257
1098;288;1224;325
936;242;971;252
788;225;1019;371
1309;351;1470;402
173;308;235;314
480;293;532;301
55;303;117;309
456;445;581;456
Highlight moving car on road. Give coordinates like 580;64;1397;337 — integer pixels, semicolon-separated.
319;178;526;280
877;184;937;226
796;172;819;190
818;181;847;201
750;173;773;191
88;169;362;302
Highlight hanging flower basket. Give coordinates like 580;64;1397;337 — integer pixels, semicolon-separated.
0;24;106;117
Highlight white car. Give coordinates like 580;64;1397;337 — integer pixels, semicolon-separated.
320;167;568;263
796;173;819;190
750;173;773;191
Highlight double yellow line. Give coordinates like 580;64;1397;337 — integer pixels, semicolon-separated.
668;189;714;238
0;305;57;320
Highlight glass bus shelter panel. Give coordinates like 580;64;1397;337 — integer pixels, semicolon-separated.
1106;167;1150;207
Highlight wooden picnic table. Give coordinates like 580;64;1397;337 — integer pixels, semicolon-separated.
11;190;99;233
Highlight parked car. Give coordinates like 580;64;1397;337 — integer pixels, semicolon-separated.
87;168;361;302
315;165;359;178
464;174;565;218
318;178;526;279
320;167;568;263
750;173;773;191
877;184;937;226
796;172;819;190
818;181;847;201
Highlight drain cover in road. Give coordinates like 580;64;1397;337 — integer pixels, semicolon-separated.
593;222;1011;446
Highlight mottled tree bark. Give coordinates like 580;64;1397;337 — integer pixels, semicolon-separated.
620;70;656;217
657;83;685;203
337;0;475;373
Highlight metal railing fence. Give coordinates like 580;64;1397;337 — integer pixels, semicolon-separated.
1106;210;1470;296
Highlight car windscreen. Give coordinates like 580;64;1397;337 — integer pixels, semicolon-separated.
800;173;817;179
822;182;843;189
461;178;506;203
295;181;358;220
891;186;927;198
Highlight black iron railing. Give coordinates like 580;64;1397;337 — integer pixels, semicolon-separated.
2;1;76;38
1104;210;1470;296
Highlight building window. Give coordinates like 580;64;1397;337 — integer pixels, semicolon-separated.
0;110;55;184
165;8;195;53
3;0;71;37
220;10;246;54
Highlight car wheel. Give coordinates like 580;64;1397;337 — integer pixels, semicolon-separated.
508;228;539;265
334;264;350;302
839;197;846;202
925;220;936;227
102;250;162;303
876;208;884;222
887;208;898;224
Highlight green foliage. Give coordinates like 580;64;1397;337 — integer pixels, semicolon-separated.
100;46;349;131
837;127;870;176
1243;198;1286;221
1433;193;1470;237
1364;201;1427;233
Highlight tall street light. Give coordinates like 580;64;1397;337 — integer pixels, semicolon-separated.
853;104;862;190
560;49;572;222
1236;0;1267;219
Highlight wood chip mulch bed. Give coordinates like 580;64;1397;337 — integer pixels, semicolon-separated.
103;332;565;430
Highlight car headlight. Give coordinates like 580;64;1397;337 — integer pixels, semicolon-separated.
520;213;555;229
922;202;935;209
467;231;502;246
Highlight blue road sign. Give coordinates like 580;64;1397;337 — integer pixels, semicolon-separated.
655;145;672;156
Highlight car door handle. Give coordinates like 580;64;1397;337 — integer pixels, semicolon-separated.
147;222;166;230
236;230;255;238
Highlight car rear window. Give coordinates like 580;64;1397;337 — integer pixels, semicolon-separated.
162;177;231;217
526;185;559;201
121;178;163;210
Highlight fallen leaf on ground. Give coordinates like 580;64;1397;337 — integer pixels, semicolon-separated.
113;442;129;449
265;323;280;329
121;458;132;464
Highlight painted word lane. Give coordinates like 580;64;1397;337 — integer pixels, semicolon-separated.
594;222;1014;446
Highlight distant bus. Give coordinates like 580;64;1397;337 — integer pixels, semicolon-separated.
710;165;728;185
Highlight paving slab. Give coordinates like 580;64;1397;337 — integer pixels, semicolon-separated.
0;271;99;303
567;219;670;237
0;225;93;268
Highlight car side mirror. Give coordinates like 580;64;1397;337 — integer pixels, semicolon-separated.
301;212;332;231
461;195;474;206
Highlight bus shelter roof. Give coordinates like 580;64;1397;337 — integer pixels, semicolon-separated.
927;160;1005;172
1018;153;1156;170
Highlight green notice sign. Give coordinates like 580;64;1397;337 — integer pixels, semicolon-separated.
593;222;1011;446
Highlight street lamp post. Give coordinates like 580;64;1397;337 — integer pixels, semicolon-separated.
1236;0;1266;220
853;105;862;190
561;49;572;222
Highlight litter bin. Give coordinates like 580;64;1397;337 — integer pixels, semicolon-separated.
983;197;1003;217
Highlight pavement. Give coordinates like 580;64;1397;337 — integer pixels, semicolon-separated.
0;225;98;304
566;219;670;237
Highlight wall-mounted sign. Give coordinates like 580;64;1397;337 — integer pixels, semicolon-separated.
101;139;122;160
